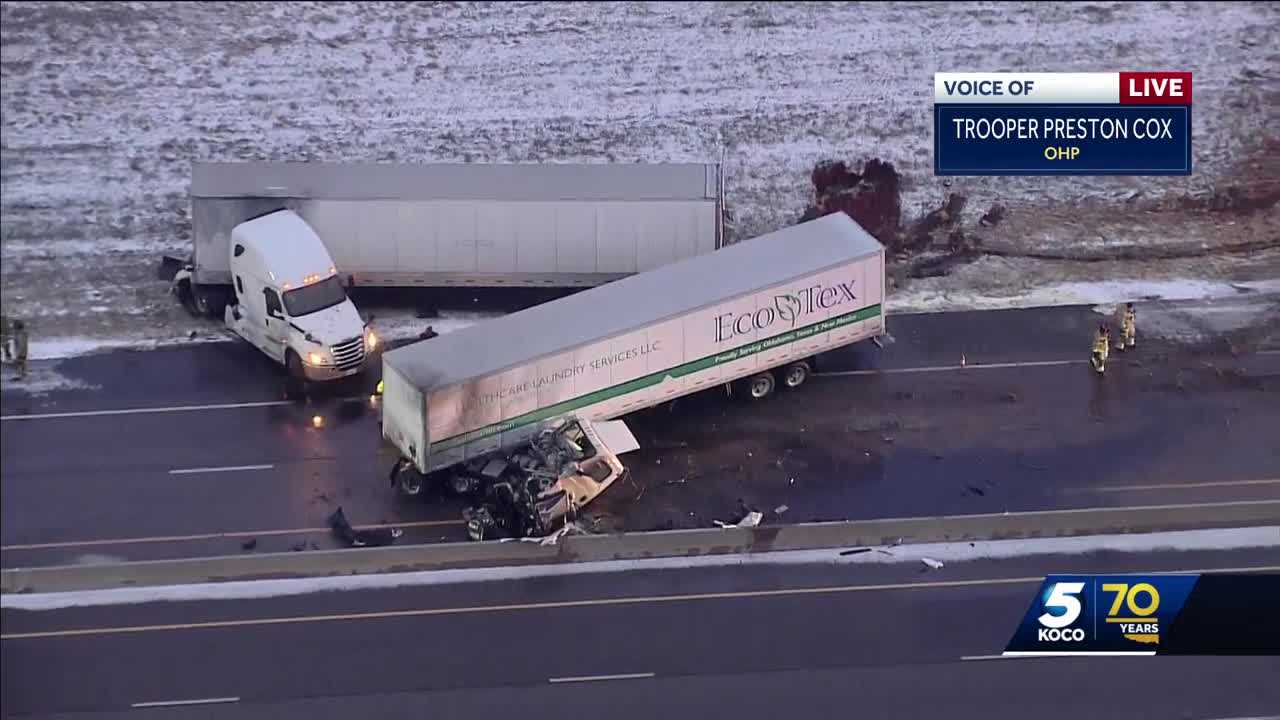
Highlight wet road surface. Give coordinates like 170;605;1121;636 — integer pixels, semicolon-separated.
3;544;1278;719
3;301;1279;567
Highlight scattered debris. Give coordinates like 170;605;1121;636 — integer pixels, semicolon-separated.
921;557;945;570
1002;391;1019;403
240;538;257;551
714;511;763;529
840;547;873;556
966;485;987;497
536;521;590;547
666;477;687;485
328;506;403;548
774;504;789;515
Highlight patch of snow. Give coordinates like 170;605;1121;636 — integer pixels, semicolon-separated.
889;275;1280;315
368;308;505;344
5;525;1276;611
26;333;231;361
0;365;101;395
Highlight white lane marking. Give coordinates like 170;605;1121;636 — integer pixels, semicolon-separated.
168;464;274;476
548;672;656;684
963;652;1155;660
7;564;1279;639
2;400;291;422
131;696;240;708
1085;478;1280;493
817;359;1082;377
8;346;1277;421
0;359;1084;421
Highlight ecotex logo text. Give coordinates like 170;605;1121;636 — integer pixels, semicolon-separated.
714;280;858;343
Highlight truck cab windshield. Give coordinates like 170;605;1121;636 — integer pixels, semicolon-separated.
283;275;347;317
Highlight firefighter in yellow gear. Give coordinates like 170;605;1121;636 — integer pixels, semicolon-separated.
1117;302;1136;351
1091;323;1110;374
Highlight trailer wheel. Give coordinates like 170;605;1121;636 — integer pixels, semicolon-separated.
398;469;426;497
193;284;228;319
782;361;811;389
747;372;775;400
449;473;479;496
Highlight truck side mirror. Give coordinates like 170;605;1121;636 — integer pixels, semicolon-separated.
268;307;284;320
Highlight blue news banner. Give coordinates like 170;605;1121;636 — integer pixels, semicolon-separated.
934;104;1192;176
1004;573;1280;655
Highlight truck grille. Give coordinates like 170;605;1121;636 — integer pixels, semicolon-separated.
331;336;365;372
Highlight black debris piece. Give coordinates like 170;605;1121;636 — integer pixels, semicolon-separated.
241;538;257;551
834;545;875;558
328;506;403;548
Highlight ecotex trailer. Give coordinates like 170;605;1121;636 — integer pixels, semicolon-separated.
380;212;886;495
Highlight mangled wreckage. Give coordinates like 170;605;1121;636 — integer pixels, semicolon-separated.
378;213;888;540
450;415;638;541
386;415;636;541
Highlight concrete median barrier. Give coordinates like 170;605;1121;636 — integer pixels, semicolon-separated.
5;499;1279;594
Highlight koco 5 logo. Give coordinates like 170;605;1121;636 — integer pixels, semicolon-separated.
1037;582;1087;641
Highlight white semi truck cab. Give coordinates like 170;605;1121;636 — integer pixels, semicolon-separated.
222;209;379;382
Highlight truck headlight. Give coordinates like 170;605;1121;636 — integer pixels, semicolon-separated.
307;351;331;366
365;329;379;351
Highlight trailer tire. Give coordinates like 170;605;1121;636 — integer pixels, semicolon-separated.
397;468;426;497
449;473;479;496
782;361;810;389
193;284;229;319
746;372;775;400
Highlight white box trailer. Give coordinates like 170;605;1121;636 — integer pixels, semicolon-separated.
381;212;886;480
187;161;724;299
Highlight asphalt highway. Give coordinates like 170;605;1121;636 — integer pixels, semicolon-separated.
3;544;1278;719
3;301;1279;567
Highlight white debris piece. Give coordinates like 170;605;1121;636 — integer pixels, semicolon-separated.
715;511;763;529
921;557;945;570
774;504;789;515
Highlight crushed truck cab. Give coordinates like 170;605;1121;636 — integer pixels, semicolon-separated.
455;416;639;541
223;210;379;383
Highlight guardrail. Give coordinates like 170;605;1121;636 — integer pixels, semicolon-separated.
4;500;1279;594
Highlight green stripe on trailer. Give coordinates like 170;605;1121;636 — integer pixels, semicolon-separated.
431;303;882;453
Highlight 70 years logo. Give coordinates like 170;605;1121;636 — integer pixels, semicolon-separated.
1005;575;1197;655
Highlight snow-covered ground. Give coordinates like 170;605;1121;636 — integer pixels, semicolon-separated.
2;1;1277;360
